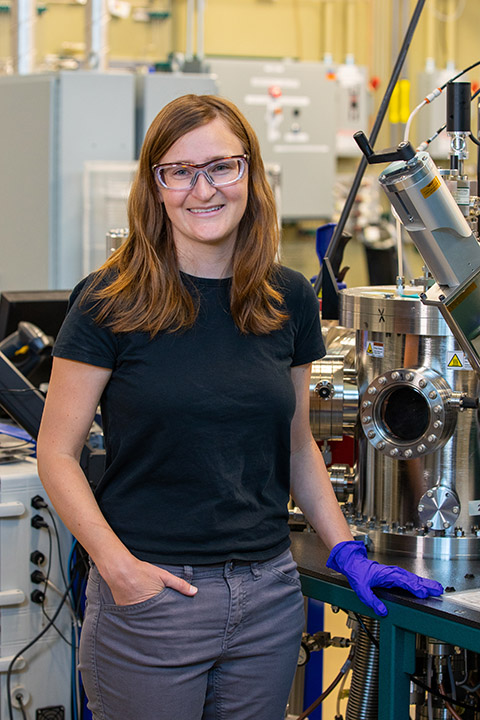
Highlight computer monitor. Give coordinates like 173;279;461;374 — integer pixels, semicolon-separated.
0;290;71;342
0;290;71;387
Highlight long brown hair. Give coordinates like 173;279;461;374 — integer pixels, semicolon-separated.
86;94;287;335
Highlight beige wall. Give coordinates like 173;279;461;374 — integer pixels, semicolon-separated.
1;1;479;78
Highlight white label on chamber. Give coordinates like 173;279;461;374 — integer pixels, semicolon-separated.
468;500;480;516
365;340;384;358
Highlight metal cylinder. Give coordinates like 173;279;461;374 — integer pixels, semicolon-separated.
310;324;358;440
106;228;129;257
339;285;480;558
446;82;471;133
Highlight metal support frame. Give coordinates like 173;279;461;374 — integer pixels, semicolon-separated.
300;573;480;720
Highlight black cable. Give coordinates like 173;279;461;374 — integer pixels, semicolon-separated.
15;694;27;720
420;84;480;149
295;647;355;720
39;525;69;643
7;577;75;720
46;506;69;590
32;510;74;647
69;544;89;621
314;0;427;298
410;675;480;712
440;59;480;90
352;611;380;649
472;86;480;102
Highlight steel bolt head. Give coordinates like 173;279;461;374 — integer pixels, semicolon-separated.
362;400;372;409
419;379;427;388
418;504;424;512
433;420;443;429
390;448;399;457
417;444;427;453
426;490;433;498
378;376;387;385
429;390;438;399
405;372;414;381
453;506;459;514
368;386;377;395
443;521;451;529
427;434;437;443
404;449;413;458
362;415;372;423
433;405;442;414
377;441;385;450
426;521;433;528
367;430;376;439
391;371;400;380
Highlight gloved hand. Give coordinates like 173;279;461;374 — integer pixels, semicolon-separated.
326;540;444;617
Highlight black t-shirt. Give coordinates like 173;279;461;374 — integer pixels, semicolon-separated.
53;265;325;564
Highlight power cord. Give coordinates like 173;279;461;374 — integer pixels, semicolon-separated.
31;496;83;720
352;612;379;649
15;692;28;720
7;576;74;720
410;675;480;713
295;647;355;720
8;496;85;720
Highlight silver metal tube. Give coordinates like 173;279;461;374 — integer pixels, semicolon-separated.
185;0;195;61
11;0;36;74
196;0;205;61
85;0;109;71
346;616;380;720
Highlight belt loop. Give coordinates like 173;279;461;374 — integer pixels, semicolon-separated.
184;565;193;583
251;562;261;580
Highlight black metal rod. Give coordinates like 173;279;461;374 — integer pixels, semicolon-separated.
314;0;428;298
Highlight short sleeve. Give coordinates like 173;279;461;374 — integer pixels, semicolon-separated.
53;276;118;369
290;271;326;366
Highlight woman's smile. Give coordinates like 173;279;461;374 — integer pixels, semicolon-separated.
157;117;248;274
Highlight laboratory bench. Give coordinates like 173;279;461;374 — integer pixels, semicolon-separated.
290;531;480;720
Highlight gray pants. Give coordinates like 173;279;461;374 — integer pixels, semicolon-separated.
79;549;305;720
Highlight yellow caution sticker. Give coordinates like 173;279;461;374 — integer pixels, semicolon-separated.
448;354;462;367
420;175;441;199
447;351;472;370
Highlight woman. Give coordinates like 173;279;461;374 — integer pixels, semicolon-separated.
37;94;442;720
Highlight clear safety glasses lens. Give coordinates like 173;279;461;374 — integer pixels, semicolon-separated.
153;156;248;190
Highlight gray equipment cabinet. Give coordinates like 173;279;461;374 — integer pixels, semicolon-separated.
135;72;219;156
207;58;336;221
0;71;135;292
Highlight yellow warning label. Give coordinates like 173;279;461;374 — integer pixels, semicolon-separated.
448;354;463;368
367;343;373;354
421;175;441;199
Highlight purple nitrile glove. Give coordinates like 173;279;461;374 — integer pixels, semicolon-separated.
326;540;444;617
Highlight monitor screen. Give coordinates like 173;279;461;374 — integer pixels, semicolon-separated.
0;290;71;387
0;290;71;342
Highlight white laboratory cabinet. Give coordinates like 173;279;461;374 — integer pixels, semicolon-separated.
0;458;73;719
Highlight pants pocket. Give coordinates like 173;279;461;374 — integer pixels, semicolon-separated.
263;550;302;587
